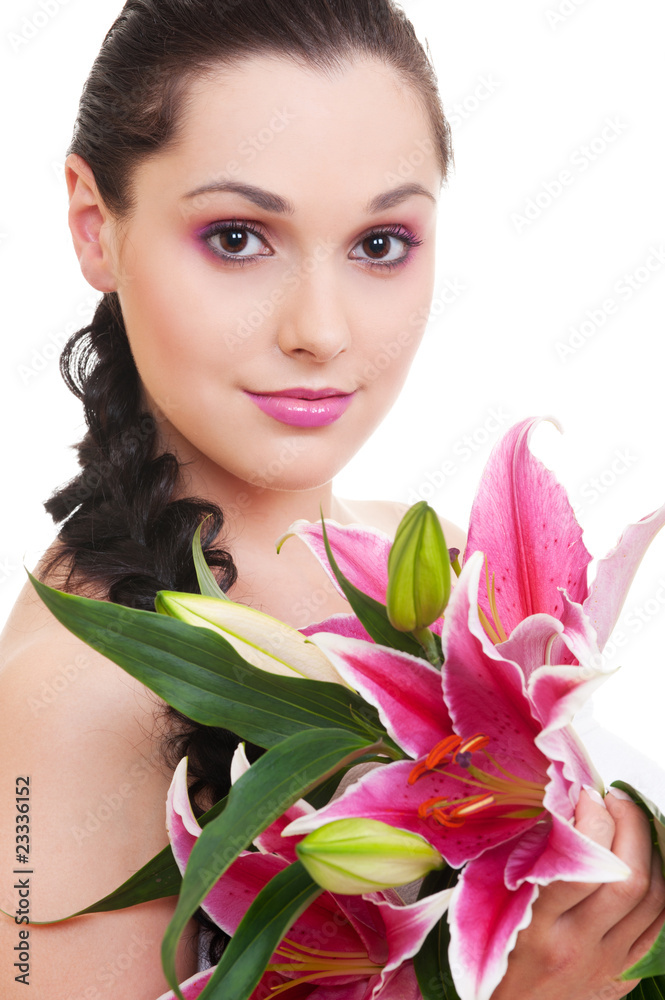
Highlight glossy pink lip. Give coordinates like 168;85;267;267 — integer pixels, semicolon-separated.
243;388;356;427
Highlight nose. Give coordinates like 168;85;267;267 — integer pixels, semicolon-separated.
276;253;350;362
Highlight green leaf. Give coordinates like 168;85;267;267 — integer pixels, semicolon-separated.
613;782;665;979
30;794;229;924
198;861;321;1000
318;512;429;658
29;572;387;749
414;868;461;1000
625;976;665;999
161;728;379;1000
192;519;230;600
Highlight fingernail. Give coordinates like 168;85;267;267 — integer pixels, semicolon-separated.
582;784;605;806
608;786;633;801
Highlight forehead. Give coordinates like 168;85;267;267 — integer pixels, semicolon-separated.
132;54;441;214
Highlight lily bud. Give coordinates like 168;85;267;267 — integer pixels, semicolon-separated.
386;502;451;632
154;592;346;685
295;818;444;894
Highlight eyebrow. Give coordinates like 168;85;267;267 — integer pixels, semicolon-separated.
181;180;436;214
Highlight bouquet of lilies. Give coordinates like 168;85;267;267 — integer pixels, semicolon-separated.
30;417;665;1000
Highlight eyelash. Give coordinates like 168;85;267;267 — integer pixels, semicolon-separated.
200;218;423;271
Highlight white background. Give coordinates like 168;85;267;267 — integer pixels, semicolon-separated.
1;1;664;764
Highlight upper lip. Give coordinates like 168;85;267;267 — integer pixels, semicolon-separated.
246;387;354;399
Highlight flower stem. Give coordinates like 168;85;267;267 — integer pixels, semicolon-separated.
412;626;442;668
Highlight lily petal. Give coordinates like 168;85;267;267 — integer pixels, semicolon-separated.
276;518;392;604
465;417;592;635
155;968;214;1000
497;594;602;678
441;554;545;782
229;743;314;862
585;500;665;651
166;757;202;875
528;666;608;803
447;839;539;1000
284;758;533;869
505;811;630;889
301;613;374;643
307;631;452;759
372;888;454;983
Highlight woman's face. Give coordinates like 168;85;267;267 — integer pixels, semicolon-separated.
103;55;441;499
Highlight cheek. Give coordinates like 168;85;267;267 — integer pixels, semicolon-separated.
355;260;434;389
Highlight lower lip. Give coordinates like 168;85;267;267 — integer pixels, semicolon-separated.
244;391;355;427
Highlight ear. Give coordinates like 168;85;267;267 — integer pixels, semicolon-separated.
65;153;119;293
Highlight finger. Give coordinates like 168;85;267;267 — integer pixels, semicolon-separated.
607;842;665;964
564;790;656;938
529;789;616;922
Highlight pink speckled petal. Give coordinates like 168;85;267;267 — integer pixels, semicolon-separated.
165;757;201;875
448;840;539;1000
306;631;452;760
505;811;630;889
374;887;453;981
465;417;591;636
441;554;547;783
301;613;374;642
277;518;392;604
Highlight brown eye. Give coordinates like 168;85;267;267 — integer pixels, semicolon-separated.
363;235;391;259
220;228;249;253
350;230;417;267
204;223;271;261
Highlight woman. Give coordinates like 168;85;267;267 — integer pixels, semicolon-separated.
0;1;663;997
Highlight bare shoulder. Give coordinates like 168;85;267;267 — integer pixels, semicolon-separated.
0;570;174;915
336;497;467;552
0;554;198;993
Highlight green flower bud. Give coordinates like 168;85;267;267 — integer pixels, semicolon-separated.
296;818;444;894
386;502;451;632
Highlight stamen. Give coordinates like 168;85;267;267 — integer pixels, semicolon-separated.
478;605;501;645
409;733;490;785
266;936;383;994
410;733;546;829
482;556;509;643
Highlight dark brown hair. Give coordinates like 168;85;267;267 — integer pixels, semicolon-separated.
43;0;452;964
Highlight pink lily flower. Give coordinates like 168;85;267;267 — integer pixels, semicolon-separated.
155;756;452;1000
464;416;665;669
280;418;665;670
285;552;630;1000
